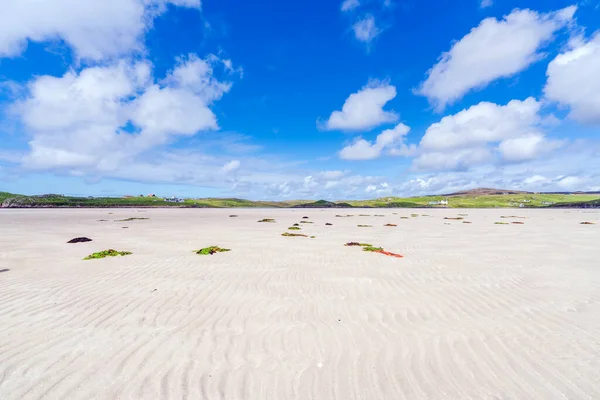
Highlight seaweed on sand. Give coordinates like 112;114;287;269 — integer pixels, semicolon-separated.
384;223;397;227
281;232;308;237
580;221;596;225
67;237;92;243
195;246;231;255
258;218;276;223
288;226;301;230
300;221;313;224
84;249;132;260
325;223;333;226
357;224;372;227
345;242;403;258
115;217;149;222
444;217;464;220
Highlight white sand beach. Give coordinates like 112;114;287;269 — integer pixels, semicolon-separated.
0;208;599;399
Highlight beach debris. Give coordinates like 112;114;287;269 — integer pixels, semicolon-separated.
195;246;231;255
67;237;92;243
345;242;403;258
302;216;309;219
97;219;108;222
357;224;372;227
374;214;385;217
494;222;509;225
444;223;451;225
84;249;132;260
359;214;371;217
115;217;149;222
122;227;129;229
411;214;419;217
384;223;397;227
345;242;373;247
310;236;316;238
229;215;238;218
325;223;333;226
288;226;301;230
512;222;525;225
444;217;464;220
462;221;472;224
282;232;308;237
458;214;468;216
300;220;313;224
401;217;409;219
258;218;276;223
293;223;300;226
580;221;596;225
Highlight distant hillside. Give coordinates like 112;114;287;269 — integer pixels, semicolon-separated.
292;200;353;208
1;189;599;208
443;188;529;197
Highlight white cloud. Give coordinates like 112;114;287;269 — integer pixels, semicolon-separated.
10;54;232;172
417;6;577;111
352;14;380;44
544;33;600;124
341;0;360;12
413;98;560;171
222;160;240;173
321;81;398;131
0;0;201;60
340;123;411;160
480;0;493;8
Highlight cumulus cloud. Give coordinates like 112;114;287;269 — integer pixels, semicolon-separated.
544;33;600;124
413;98;561;171
352;15;380;44
321;81;398;131
10;54;232;174
340;123;411;160
341;0;360;12
417;6;577;111
0;0;201;60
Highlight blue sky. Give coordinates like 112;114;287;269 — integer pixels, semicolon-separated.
0;0;599;199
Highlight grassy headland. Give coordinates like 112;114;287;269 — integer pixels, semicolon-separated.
1;189;599;208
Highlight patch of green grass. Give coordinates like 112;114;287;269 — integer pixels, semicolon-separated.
194;246;231;255
84;249;132;260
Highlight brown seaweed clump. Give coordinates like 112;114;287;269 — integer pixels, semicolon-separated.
384;223;397;227
67;237;92;243
325;223;333;226
580;221;596;225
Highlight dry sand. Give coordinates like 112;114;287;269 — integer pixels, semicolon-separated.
1;208;599;399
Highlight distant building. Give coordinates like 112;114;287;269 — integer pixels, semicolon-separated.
147;194;156;197
428;199;448;206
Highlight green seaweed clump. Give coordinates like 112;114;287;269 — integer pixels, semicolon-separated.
288;226;301;230
258;218;276;223
410;214;419;217
84;249;132;260
494;222;509;225
345;242;372;247
115;217;149;222
195;246;231;255
362;246;384;252
282;232;308;237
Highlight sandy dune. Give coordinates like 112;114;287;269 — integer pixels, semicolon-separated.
1;208;599;399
